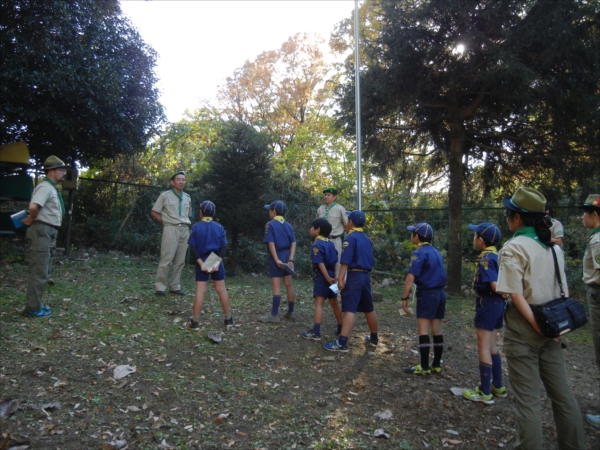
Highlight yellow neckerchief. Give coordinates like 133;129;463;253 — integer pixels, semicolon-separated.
417;242;430;247
274;215;285;224
201;217;213;222
473;246;498;288
348;227;363;234
315;236;329;242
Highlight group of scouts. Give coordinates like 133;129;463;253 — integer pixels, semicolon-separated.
21;160;600;450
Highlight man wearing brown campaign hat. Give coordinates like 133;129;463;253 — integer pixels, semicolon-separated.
151;171;192;296
316;187;348;276
579;194;600;428
21;156;69;317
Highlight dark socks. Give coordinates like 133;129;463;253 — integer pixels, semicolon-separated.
479;362;493;395
338;335;349;347
491;352;503;388
271;295;281;316
288;301;295;313
418;335;431;369
432;334;444;367
312;323;321;335
336;323;342;334
370;332;378;342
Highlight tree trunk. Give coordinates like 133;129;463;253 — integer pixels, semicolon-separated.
447;122;464;294
230;230;238;274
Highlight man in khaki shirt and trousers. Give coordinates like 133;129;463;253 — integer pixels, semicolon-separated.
21;156;68;317
580;194;600;428
316;187;348;276
151;171;192;296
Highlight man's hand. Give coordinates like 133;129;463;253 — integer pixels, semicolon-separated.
21;215;33;226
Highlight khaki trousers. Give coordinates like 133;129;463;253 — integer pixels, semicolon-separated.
503;303;584;450
331;236;343;276
587;284;600;374
155;225;189;292
25;222;57;312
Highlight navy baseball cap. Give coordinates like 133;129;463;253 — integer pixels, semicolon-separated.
468;222;501;244
407;223;433;239
264;200;287;214
199;200;216;216
345;210;366;226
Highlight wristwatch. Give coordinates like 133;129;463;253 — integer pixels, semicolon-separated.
401;297;409;301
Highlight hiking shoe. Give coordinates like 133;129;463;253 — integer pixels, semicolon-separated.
404;364;431;375
323;339;349;353
186;318;200;329
224;317;234;327
586;413;600;428
170;290;185;296
155;291;165;296
463;387;494;405
364;335;378;348
431;365;443;374
258;314;281;323
283;311;297;321
491;384;507;398
301;330;322;341
25;309;52;318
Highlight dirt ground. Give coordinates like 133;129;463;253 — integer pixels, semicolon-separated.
1;249;599;449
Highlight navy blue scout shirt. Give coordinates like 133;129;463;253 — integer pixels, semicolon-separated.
340;228;374;270
189;218;227;259
473;248;502;298
311;237;338;276
264;216;296;259
408;243;446;289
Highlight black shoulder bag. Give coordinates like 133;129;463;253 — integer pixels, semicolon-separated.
531;246;588;338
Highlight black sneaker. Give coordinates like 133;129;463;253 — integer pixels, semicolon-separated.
186;318;199;329
224;317;234;327
365;335;378;348
155;291;165;296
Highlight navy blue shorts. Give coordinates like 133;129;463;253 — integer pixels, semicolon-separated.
195;263;225;282
474;296;505;331
416;289;446;320
313;272;337;299
268;251;291;278
341;272;374;313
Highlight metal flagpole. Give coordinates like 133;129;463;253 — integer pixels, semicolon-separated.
354;0;362;210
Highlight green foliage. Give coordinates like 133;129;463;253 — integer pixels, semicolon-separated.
0;0;165;165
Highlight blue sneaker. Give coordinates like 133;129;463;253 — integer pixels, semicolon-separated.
323;339;348;353
42;305;52;312
25;309;52;318
300;330;321;341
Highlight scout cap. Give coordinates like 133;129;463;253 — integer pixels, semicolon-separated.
323;187;338;195
264;200;287;214
171;171;185;180
345;210;366;226
199;200;216;216
503;186;546;215
43;155;67;170
468;222;501;245
579;194;600;212
407;222;433;239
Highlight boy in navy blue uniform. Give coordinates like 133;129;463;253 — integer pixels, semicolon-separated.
401;223;447;374
186;201;233;329
259;200;297;323
462;222;507;404
301;218;343;340
323;210;378;352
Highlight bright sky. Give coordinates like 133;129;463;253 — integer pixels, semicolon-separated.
120;0;356;124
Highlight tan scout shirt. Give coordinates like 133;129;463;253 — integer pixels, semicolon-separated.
316;203;348;237
152;190;191;226
31;180;63;227
582;232;600;285
497;235;568;305
550;218;564;241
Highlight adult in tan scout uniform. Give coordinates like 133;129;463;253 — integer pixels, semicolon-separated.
579;194;600;428
496;187;584;449
151;171;191;296
21;156;68;317
316;187;348;276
